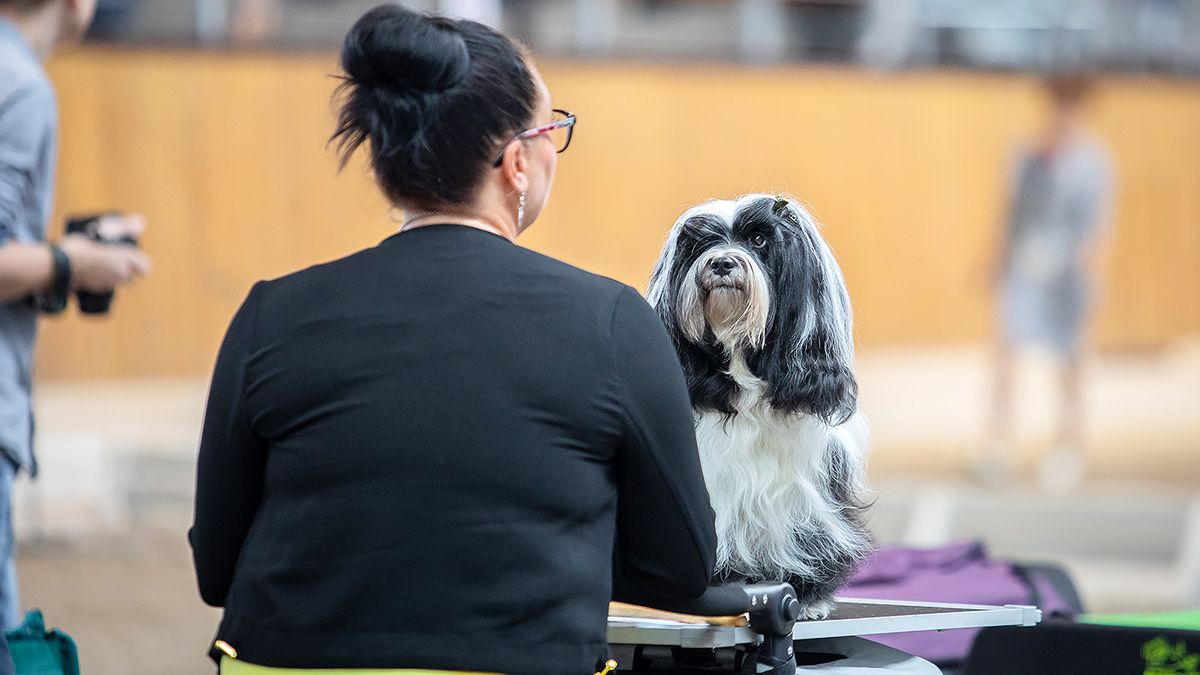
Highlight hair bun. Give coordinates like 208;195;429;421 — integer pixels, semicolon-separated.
340;4;470;94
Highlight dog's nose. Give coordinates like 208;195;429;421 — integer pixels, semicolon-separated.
710;257;737;277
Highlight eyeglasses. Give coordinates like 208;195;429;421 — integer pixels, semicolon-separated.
492;109;576;168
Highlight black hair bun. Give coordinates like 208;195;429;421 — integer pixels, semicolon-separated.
340;4;471;94
332;4;537;208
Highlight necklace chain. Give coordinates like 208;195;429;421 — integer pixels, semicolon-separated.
399;211;476;231
399;212;515;242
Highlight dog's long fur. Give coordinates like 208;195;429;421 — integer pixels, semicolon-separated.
648;194;874;619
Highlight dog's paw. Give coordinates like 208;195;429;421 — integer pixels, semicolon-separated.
798;599;835;621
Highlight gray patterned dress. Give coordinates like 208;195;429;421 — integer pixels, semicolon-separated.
1000;134;1114;355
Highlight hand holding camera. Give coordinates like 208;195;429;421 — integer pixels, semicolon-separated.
44;213;152;315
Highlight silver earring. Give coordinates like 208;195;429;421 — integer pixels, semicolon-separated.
517;191;527;230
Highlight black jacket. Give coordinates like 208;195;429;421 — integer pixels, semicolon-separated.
189;225;717;674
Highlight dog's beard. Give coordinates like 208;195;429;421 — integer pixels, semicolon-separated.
676;248;771;351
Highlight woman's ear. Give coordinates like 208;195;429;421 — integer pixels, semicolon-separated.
499;142;530;193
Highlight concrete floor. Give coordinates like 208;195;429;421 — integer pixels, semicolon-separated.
17;534;219;675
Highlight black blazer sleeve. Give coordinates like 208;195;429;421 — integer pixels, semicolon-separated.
189;283;268;607
608;286;717;602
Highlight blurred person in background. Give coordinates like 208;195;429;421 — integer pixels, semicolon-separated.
0;0;151;669
980;73;1115;492
438;0;502;26
230;0;504;45
230;0;279;44
85;0;139;41
190;5;715;674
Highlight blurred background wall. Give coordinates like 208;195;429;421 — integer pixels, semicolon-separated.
36;0;1200;380
37;53;1200;378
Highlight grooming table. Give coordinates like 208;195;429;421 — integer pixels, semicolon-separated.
608;586;1041;674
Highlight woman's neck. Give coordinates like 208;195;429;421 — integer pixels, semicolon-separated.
400;212;517;243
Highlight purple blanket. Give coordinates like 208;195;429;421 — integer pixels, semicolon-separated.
841;541;1073;664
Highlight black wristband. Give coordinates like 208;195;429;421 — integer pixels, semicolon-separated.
37;243;72;315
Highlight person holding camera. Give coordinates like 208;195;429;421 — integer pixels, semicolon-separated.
0;0;151;667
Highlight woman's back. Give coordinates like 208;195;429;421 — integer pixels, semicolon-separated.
191;225;716;674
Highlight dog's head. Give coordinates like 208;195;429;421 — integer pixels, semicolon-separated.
648;194;857;423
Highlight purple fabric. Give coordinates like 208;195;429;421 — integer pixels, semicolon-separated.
841;541;1073;665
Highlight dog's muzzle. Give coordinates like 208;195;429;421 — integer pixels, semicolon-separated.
697;252;748;292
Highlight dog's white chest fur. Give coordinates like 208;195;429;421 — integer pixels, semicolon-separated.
695;357;868;582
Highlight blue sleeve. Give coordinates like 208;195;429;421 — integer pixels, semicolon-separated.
0;82;53;245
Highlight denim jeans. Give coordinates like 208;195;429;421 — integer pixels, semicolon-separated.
0;457;17;675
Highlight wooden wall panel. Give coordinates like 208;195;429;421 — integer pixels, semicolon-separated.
34;50;1200;379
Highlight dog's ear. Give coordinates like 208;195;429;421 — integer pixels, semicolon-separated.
677;336;739;416
655;296;739;416
748;205;858;424
759;324;857;424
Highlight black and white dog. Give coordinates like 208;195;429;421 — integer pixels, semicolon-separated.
648;194;873;620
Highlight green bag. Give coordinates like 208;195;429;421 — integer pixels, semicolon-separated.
4;610;80;675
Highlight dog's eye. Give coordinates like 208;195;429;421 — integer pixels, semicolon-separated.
749;234;768;249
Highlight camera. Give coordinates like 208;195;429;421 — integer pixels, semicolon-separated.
65;213;140;315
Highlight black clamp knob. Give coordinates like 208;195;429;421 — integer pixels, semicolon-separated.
742;583;800;674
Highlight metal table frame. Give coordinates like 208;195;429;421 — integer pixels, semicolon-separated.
608;597;1043;649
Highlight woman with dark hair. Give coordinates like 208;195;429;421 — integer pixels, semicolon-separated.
189;5;717;675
